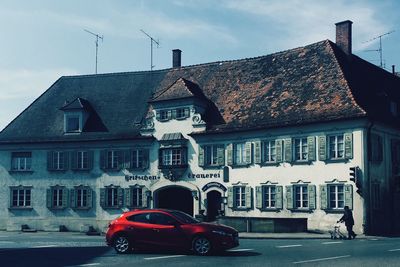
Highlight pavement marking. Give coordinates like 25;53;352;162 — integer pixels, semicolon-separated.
369;238;379;241
277;244;303;248
228;248;254;252
293;255;351;264
0;241;15;244
33;245;58;248
144;255;186;260
322;241;343;245
388;248;400;252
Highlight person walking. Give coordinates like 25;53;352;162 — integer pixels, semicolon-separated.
338;206;357;239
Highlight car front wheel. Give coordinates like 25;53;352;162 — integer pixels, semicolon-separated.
113;235;132;254
192;236;211;255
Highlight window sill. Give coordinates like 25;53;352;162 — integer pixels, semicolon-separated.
9;207;33;210
259;162;279;167
9;170;34;174
48;169;68;172
48;207;67;210
201;165;223;170
101;206;123;210
72;168;92;172
159;164;188;169
259;208;281;212
291;161;313;165
324;158;348;163
289;208;314;213
323;209;345;213
230;164;251;169
230;207;252;211
72;207;92;211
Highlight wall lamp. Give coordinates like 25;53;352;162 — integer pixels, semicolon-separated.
191;190;199;200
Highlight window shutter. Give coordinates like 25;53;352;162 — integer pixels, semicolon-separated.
71;151;78;170
226;144;233;166
223;166;229;182
100;188;106;208
227;187;234;208
217;145;225;166
198;145;205;167
276;186;283;209
286;185;293;209
47;151;54;170
245;142;252;164
87;188;93;209
171;109;177;119
143;149;150;170
344;133;353;159
255;186;262;209
70;189;76;208
88;151;94;170
307;136;316;161
275;140;283;162
156;111;161;121
308;184;316;210
62;187;68;208
46;189;52;209
284;138;292;162
318;136;327;161
117;187;124;207
100;150;106;170
344;184;353;210
184;108;190;118
124;150;131;169
125;188;132;208
117;150;124;170
245;186;252;209
167;110;172;120
254;141;261;164
142;189;149;208
63;152;69;170
320;185;328;210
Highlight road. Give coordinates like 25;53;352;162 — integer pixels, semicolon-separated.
0;232;400;267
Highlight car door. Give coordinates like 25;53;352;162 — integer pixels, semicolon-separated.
147;212;187;248
126;212;155;246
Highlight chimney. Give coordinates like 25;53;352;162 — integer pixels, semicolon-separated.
335;20;353;55
172;49;182;68
393;65;396;75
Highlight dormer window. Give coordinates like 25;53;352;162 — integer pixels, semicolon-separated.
60;98;96;134
175;108;190;120
65;113;82;133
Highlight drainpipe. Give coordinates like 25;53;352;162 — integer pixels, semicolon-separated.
365;120;374;234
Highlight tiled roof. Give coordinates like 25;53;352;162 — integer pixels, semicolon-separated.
160;132;186;141
1;39;399;143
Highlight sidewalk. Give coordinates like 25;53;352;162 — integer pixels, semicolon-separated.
239;231;369;239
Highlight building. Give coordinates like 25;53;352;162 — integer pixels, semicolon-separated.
1;21;400;235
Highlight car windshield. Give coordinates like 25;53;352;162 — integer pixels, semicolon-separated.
170;211;199;224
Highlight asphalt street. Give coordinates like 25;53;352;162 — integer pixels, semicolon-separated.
0;232;400;267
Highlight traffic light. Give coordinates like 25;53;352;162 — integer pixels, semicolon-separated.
349;166;357;182
349;166;362;195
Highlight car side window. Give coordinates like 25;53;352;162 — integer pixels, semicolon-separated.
149;213;177;225
127;213;151;223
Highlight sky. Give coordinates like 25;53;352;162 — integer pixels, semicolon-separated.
1;0;399;131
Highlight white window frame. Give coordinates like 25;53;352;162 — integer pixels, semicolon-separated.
11;152;32;171
263;185;276;208
263;140;276;163
76;188;88;208
294;138;308;161
52;187;64;208
294;185;308;209
234;186;246;208
161;148;185;166
53;151;64;170
159;110;169;121
132;149;144;169
204;145;219;166
175;108;188;119
11;187;32;208
64;113;82;133
328;184;345;209
107;150;119;169
131;187;143;207
77;151;89;169
328;134;344;159
105;187;119;207
234;143;247;165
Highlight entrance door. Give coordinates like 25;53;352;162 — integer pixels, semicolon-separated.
156;187;193;216
206;191;221;222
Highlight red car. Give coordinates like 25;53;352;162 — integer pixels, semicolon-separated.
106;209;239;255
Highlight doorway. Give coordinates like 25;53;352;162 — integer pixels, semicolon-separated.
155;186;194;216
206;190;221;222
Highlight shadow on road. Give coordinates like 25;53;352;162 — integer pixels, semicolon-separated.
0;246;111;267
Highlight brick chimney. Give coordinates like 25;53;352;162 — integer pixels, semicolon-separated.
172;49;182;68
335;20;353;55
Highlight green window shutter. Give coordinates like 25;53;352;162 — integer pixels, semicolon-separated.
142;189;149;208
117;150;124;170
227;187;234;208
87;188;93;209
276;186;283;209
71;151;78;170
344;133;353;159
276;140;283;162
223;166;229;182
118;187;124;207
100;150;106;170
245;186;252;209
125;188;132;207
63;152;69;170
245;142;252;164
88;151;94;170
344;184;353;210
226;144;233;166
198;145;205;167
70;189;76;208
318;136;327;161
62;188;69;208
284;138;292;162
167;110;172;120
143;149;150;169
47;151;54;170
308;184;316;210
286;185;293;209
307;136;316;161
156;111;161;121
184;108;190;118
217;145;225;166
254;141;261;164
255;186;262;209
320;185;328;210
46;189;52;209
124;150;131;170
100;188;106;208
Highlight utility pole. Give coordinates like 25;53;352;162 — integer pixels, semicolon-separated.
140;29;160;71
84;29;104;74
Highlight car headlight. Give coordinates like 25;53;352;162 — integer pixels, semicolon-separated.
212;230;231;236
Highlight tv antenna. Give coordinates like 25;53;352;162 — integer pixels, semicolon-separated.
84;29;104;74
140;29;160;71
363;30;394;68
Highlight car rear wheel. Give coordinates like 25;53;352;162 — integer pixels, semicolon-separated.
192;236;211;255
113;235;132;254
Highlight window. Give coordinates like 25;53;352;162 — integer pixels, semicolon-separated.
100;150;122;170
234;186;246;208
294;138;308;161
100;186;123;208
127;213;151;223
370;134;383;162
150;213;177;225
53;152;64;170
263;186;276;208
294;185;308;209
132;187;143;207
71;186;92;209
131;149;144;169
160;148;187;167
263;140;276;163
159;110;170;121
329;134;344;159
107;150;119;169
198;144;224;167
11;152;32;171
77;151;88;169
328;184;345;209
65;114;82;133
47;186;68;209
228;186;251;209
175;108;189;119
10;187;32;208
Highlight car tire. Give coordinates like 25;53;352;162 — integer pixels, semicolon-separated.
192;236;211;255
113;235;132;254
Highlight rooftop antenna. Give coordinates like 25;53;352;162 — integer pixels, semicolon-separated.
140;29;160;71
84;29;104;74
362;30;394;68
